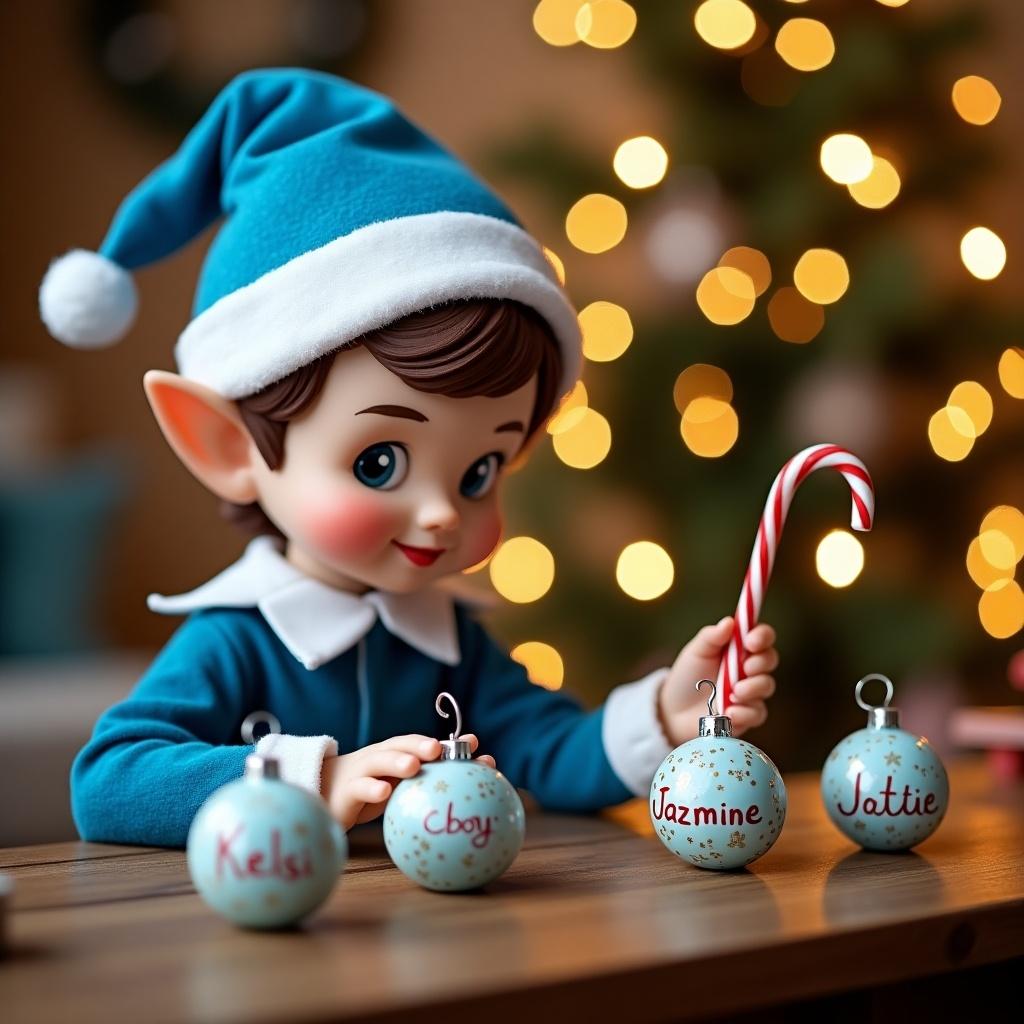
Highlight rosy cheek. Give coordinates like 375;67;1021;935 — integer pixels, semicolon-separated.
462;505;503;567
299;491;400;561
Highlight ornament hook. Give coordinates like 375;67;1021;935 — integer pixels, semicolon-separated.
435;691;463;741
240;710;282;745
854;673;895;712
696;679;718;717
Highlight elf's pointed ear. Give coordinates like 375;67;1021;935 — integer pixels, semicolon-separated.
143;370;259;504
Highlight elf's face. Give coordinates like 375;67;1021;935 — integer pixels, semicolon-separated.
251;345;537;594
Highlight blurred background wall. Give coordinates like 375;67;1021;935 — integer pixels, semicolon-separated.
1;0;1021;842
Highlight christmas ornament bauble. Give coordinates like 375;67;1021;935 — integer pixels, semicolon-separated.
187;720;347;929
651;680;786;870
821;674;949;852
384;693;525;891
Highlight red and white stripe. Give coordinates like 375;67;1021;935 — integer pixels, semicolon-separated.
716;444;875;713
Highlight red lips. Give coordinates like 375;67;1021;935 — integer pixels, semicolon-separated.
393;541;445;567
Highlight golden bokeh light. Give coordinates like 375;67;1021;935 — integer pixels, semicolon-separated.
547;381;588;435
576;0;637;49
532;0;584;47
510;641;565;690
875;0;911;7
981;506;1024;564
820;133;873;185
552;407;612;468
695;266;756;325
694;0;756;51
489;536;557;598
767;286;825;343
979;530;1017;572
947;381;992;437
673;363;734;414
613;135;669;189
616;541;675;601
966;537;1014;590
489;536;555;604
951;75;1002;126
718;246;772;296
927;406;974;462
960;226;1006;280
680;397;740;457
978;579;1024;639
775;18;834;72
848;156;901;209
793;248;850;304
565;193;628;254
542;246;566;285
815;530;865;588
579;301;634;362
998;348;1024;399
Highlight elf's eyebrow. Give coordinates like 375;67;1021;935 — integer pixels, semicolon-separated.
495;420;525;433
356;404;428;422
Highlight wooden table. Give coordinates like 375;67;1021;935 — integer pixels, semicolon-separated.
1;759;1022;1024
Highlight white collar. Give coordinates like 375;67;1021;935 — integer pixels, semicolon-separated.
147;537;461;671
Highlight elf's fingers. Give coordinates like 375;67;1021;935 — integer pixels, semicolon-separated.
370;734;441;759
475;754;497;768
743;648;779;675
332;776;392;828
733;674;776;702
457;733;481;753
686;617;735;657
728;700;768;733
744;623;776;653
354;748;422;780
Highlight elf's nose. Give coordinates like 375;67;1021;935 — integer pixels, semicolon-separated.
416;494;460;533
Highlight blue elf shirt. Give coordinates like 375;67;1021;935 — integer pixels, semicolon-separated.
71;537;672;847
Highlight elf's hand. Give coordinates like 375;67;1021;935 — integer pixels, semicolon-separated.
320;733;496;831
657;616;778;746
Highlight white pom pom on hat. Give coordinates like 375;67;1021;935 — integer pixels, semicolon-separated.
39;249;138;349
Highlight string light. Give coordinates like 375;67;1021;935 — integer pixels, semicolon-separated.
978;579;1024;639
694;0;756;51
875;1;910;7
552;407;612;468
489;537;555;603
793;248;850;304
980;506;1024;564
947;381;993;437
613;136;669;189
960;227;1006;280
510;642;565;689
695;266;756;325
927;406;974;461
673;364;733;413
565;193;628;254
998;347;1024;399
966;537;1013;590
616;541;675;600
542;246;567;285
979;529;1017;572
718;246;771;295
767;286;825;343
532;0;585;46
815;530;865;588
820;134;873;185
579;301;634;362
774;18;834;72
547;381;588;435
848;156;901;209
576;0;637;49
680;397;740;457
951;76;1001;126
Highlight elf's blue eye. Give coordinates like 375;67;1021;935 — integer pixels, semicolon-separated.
460;453;503;499
353;443;408;490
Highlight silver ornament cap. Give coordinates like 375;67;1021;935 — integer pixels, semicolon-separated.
856;673;900;730
436;691;473;760
695;679;733;738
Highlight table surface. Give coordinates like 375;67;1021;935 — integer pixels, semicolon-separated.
1;758;1021;1024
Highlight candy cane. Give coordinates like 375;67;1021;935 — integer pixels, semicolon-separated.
717;444;875;713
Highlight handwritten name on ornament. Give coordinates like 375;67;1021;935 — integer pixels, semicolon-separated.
836;772;938;818
215;825;314;881
423;802;499;848
651;787;763;827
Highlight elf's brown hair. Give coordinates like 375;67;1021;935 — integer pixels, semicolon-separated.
224;298;563;537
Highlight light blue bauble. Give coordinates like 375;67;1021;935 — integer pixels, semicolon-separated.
384;759;525;892
187;756;347;929
822;675;948;852
651;732;787;871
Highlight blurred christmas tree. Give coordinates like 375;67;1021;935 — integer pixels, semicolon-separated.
475;0;1023;769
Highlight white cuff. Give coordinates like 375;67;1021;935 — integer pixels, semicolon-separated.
254;733;338;795
602;668;673;796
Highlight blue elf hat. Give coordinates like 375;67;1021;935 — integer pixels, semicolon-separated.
39;68;581;399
